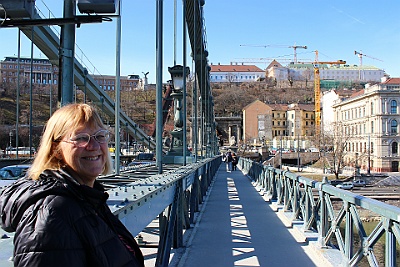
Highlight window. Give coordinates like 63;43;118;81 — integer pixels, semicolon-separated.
371;102;374;115
392;142;398;154
371;121;374;133
391;100;397;114
391;120;398;134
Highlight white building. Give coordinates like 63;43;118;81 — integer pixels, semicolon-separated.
332;77;400;172
267;60;386;83
209;63;265;83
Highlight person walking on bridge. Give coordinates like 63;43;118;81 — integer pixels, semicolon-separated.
225;149;233;172
0;104;144;267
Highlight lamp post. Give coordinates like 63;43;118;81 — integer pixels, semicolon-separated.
9;131;13;149
167;65;190;157
125;122;129;154
297;134;300;172
367;135;371;174
355;152;359;177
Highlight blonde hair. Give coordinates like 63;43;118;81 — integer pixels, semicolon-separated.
28;103;113;180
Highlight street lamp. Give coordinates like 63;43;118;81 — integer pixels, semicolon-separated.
167;65;190;156
367;135;371;174
9;130;13;149
355;152;359;177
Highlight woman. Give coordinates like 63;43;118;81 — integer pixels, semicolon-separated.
0;104;144;267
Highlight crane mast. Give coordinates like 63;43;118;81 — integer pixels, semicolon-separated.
313;50;346;133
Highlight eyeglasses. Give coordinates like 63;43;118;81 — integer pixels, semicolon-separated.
64;129;110;147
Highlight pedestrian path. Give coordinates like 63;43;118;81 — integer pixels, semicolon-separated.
174;164;321;267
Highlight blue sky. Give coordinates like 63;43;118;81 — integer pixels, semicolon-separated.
1;0;400;84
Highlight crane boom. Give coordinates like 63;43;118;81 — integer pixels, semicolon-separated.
354;50;383;81
240;43;308;63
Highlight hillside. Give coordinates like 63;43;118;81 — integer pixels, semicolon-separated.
0;80;357;150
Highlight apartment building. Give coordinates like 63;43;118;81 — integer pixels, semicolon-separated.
242;100;315;148
332;77;400;172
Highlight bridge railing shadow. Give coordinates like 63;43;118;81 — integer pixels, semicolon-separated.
239;157;400;267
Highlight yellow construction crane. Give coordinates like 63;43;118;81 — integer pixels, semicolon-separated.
239;44;308;63
313;50;346;132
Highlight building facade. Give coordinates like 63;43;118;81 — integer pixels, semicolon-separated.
1;57;144;93
242;100;271;143
1;56;59;87
210;63;265;83
332;77;400;172
243;100;315;149
267;60;386;83
92;74;141;91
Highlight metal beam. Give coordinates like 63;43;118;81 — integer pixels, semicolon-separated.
16;10;156;150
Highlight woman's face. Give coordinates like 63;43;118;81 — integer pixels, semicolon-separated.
58;125;109;186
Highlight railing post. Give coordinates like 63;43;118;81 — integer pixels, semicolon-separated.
344;201;353;260
173;179;183;248
385;218;396;267
155;183;179;267
318;177;329;248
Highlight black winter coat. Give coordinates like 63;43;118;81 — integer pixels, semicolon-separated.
0;169;144;267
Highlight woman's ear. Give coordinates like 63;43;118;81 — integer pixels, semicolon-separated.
52;143;63;160
55;149;63;160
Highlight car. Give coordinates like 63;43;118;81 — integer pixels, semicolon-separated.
353;179;366;187
0;165;30;188
127;153;155;166
336;182;354;190
0;170;13;179
0;165;30;179
329;179;343;186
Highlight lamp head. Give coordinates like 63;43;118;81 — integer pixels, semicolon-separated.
168;65;190;90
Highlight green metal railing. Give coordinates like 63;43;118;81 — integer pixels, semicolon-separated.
239;157;400;267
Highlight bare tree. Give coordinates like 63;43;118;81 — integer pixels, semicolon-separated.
322;122;352;179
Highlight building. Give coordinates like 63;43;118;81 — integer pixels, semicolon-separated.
242;100;271;143
285;103;315;137
1;57;144;93
243;100;315;149
1;56;59;88
266;60;386;83
332;77;400;172
92;74;141;91
322;88;362;130
209;63;265;83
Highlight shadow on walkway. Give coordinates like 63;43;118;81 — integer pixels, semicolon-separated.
176;164;318;267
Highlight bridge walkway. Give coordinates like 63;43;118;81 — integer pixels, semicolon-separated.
172;164;322;267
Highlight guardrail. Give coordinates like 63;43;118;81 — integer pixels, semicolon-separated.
239;157;400;267
0;157;221;267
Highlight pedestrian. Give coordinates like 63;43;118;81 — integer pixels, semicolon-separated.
232;152;238;170
0;104;144;267
225;149;233;172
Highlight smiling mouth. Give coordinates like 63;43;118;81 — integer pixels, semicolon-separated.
84;156;100;161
